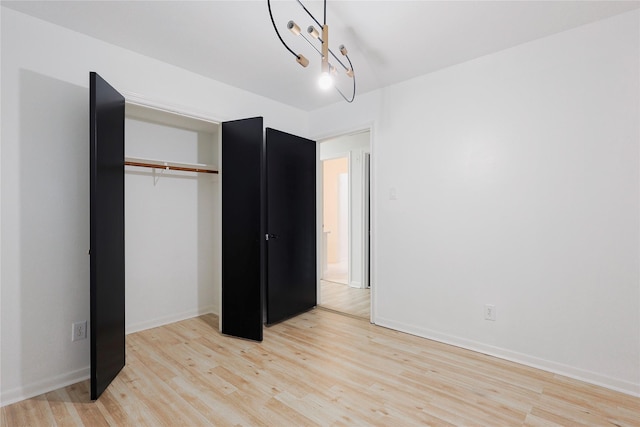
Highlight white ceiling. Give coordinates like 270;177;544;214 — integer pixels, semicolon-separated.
3;0;639;111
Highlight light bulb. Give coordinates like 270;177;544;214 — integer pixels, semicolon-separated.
318;72;333;90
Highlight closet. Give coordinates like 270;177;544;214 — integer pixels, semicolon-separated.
124;104;219;333
89;72;317;400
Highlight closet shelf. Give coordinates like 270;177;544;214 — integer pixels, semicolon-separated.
124;156;218;174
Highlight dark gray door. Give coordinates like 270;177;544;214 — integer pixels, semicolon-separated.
221;117;264;341
89;72;125;400
265;128;317;324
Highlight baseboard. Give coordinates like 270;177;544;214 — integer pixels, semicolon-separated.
349;280;362;288
1;367;89;408
1;307;219;407
126;305;217;335
374;316;640;397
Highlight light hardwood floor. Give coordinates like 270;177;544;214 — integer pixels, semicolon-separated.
2;310;639;426
320;280;370;319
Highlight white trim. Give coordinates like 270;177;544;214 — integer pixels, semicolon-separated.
362;151;371;292
368;125;376;324
346;151;352;287
311;121;375;143
375;316;640;397
122;91;223;125
217;124;224;332
126;305;217;335
320;151;351;161
315;124;376;323
0;367;90;408
316;141;323;305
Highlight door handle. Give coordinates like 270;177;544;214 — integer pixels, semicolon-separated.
265;234;279;241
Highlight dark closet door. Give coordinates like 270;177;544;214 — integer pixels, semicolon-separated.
265;128;317;324
89;72;125;400
221;117;264;341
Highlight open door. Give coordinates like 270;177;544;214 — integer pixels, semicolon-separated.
89;72;126;400
265;128;317;324
221;117;264;341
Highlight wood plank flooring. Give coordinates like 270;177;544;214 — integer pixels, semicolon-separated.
2;310;639;426
320;280;370;319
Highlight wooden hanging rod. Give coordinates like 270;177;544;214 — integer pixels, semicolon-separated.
124;157;218;174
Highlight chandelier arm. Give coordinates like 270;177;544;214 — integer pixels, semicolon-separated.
310;34;349;71
334;83;355;103
302;35;348;72
339;54;356;103
267;0;299;59
334;86;348;102
300;32;323;56
333;57;356;103
324;0;327;26
345;53;355;75
328;48;348;71
296;0;322;28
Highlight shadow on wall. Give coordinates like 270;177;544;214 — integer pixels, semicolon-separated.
19;70;90;394
197;131;218;315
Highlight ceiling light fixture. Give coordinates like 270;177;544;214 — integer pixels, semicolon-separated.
267;0;356;103
318;72;333;90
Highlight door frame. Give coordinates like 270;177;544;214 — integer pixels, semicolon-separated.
314;125;375;323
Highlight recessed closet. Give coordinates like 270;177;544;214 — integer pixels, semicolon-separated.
90;72;317;400
124;103;220;333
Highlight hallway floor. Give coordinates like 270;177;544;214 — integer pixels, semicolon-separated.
320;280;370;319
321;260;348;284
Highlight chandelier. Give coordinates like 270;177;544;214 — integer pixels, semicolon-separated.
267;0;356;103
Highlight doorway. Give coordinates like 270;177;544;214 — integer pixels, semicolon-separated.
322;156;349;284
318;130;371;319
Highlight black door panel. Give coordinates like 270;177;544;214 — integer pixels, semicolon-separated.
221;117;264;341
89;72;125;400
265;128;317;324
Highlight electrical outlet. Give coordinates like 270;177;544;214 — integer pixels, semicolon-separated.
72;321;87;341
484;304;496;321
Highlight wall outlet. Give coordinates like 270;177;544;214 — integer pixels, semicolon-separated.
72;320;87;341
484;304;496;321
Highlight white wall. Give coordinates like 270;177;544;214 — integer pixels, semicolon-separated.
311;10;640;396
321;132;371;287
2;4;638;406
124;116;218;333
0;7;308;405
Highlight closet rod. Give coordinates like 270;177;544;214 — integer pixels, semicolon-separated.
125;160;219;174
